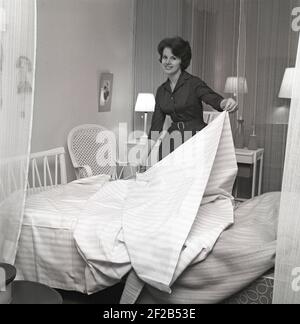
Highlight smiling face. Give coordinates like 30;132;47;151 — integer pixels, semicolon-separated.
161;47;182;76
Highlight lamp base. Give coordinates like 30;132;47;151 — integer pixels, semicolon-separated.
234;118;245;149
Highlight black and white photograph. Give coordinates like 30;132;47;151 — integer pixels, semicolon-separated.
99;72;113;112
1;0;300;307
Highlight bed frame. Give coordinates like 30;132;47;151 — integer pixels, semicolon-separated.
27;147;67;193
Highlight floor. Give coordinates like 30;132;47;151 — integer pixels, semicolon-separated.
56;277;274;305
56;282;125;304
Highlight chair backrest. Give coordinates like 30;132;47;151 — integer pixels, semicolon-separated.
67;124;116;179
28;147;67;193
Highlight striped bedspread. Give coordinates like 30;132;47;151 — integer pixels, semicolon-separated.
74;112;238;295
15;175;111;292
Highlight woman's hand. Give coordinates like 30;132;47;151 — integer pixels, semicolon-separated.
220;98;238;113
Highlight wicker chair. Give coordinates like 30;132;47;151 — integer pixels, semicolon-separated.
67;124;117;179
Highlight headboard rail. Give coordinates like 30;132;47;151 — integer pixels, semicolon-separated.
28;147;67;193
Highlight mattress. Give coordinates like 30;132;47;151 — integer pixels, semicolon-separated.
14;175;110;293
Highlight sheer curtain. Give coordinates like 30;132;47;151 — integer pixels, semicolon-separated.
191;0;240;100
190;0;240;140
0;0;36;263
273;33;300;304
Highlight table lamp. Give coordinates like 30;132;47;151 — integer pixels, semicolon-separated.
279;67;295;99
134;93;155;141
224;76;248;98
272;67;295;127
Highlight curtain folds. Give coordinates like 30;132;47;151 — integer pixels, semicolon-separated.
241;0;299;195
133;0;190;132
273;33;300;304
0;0;36;263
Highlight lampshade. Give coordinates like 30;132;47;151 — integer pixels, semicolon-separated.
0;8;6;32
270;106;290;125
224;77;248;96
279;68;295;99
135;93;155;112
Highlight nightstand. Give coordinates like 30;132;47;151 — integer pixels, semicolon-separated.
0;263;16;304
11;280;63;304
0;263;62;304
234;148;264;200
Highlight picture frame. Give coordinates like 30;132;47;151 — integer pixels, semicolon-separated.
98;72;113;112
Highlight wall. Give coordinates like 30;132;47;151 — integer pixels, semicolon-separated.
31;0;135;181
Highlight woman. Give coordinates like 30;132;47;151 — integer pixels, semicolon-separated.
148;36;238;158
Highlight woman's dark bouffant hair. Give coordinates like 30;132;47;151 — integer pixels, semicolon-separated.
158;36;192;71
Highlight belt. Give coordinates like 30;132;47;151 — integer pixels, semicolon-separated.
171;119;202;131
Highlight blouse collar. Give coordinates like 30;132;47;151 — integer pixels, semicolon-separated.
163;71;192;93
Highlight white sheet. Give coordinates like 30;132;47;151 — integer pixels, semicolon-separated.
74;112;238;295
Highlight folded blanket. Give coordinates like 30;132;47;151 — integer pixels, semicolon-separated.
74;112;237;296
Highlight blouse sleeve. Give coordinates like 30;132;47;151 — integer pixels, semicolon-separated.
196;79;224;112
148;90;166;141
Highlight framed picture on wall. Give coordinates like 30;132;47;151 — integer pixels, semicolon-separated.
99;72;113;112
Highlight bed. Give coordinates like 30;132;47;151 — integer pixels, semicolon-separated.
15;183;278;303
15;113;278;303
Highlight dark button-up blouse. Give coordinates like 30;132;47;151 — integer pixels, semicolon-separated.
149;71;224;137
